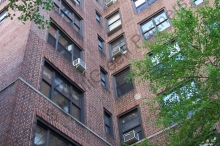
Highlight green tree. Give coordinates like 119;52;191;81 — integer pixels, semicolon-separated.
130;0;220;145
3;0;54;28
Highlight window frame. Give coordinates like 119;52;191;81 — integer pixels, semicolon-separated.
96;11;102;24
0;10;7;24
113;67;134;98
54;0;83;35
98;36;105;53
106;11;122;33
140;10;171;40
47;23;83;63
192;0;204;6
132;0;156;13
104;109;113;136
109;34;127;60
40;60;84;122
117;106;144;142
33;117;81;146
100;67;108;89
160;80;199;126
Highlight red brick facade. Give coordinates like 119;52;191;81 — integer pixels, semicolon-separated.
0;0;208;146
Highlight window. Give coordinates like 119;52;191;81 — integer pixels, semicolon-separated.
114;68;134;98
148;42;182;66
40;62;83;121
118;108;143;142
73;0;81;6
54;0;82;34
193;0;203;5
0;10;7;24
110;35;126;60
47;24;83;62
107;11;122;32
96;12;101;24
33;119;80;146
98;36;104;52
161;81;199;126
141;11;170;39
104;109;113;136
100;68;108;88
133;0;156;13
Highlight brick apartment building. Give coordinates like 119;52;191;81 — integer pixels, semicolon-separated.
0;0;206;145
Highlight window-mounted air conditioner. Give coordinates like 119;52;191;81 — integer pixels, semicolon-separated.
73;58;86;74
112;47;123;60
123;130;139;145
106;0;117;7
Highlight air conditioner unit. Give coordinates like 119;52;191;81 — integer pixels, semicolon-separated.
123;130;139;145
106;0;116;7
73;58;86;74
112;47;123;60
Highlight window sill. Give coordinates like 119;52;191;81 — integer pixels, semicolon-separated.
107;24;122;36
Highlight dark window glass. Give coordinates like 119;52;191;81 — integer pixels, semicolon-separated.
141;11;170;39
41;81;51;98
53;90;69;113
73;46;81;61
47;24;83;63
34;125;47;146
40;62;83;121
110;36;126;51
114;68;134;97
100;68;107;88
54;0;82;34
118;108;143;142
104;110;113;136
49;133;69;146
98;37;104;51
96;12;101;23
34;121;80;146
72;104;80;119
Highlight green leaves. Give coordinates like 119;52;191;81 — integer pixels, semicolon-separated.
130;0;220;145
4;0;54;29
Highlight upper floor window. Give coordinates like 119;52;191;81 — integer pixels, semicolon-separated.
34;119;81;146
141;10;170;39
113;68;134;98
47;24;83;63
96;12;101;24
98;36;104;52
54;0;82;34
107;11;122;32
110;35;127;60
133;0;156;13
193;0;203;5
149;42;182;66
40;62;84;121
100;68;108;88
118;108;143;144
161;81;199;126
0;10;7;24
73;0;81;6
104;109;113;136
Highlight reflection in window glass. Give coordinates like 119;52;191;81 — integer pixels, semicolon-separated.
34;125;47;146
53;90;69;113
41;81;51;98
141;11;170;39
